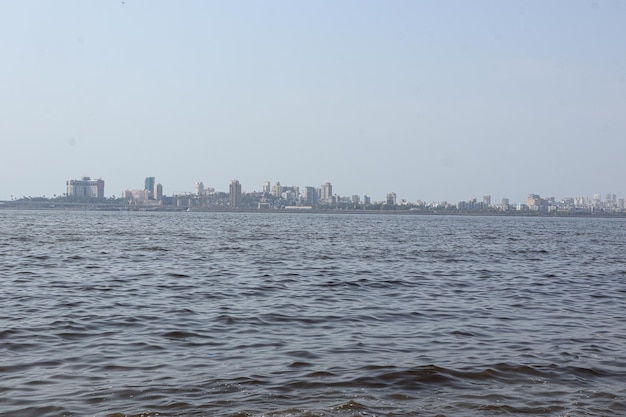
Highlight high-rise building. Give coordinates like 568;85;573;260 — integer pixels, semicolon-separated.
154;183;163;200
145;177;155;200
272;182;282;198
303;187;317;205
386;192;397;205
606;194;617;206
319;182;332;201
483;195;491;207
195;181;205;196
526;194;548;211
282;190;296;204
229;180;242;208
262;181;271;194
593;194;602;207
66;176;105;199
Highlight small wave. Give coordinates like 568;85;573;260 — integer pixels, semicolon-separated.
160;330;202;339
333;399;367;411
165;272;190;278
138;246;170;252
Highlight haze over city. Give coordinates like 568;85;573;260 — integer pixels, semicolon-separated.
1;1;625;203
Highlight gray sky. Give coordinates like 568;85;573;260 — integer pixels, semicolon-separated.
1;0;625;203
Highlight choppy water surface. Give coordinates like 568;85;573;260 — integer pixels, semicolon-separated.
1;211;625;417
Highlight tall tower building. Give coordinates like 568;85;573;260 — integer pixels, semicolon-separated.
154;183;163;200
272;182;282;198
229;180;242;208
195;181;205;196
303;187;317;205
262;181;271;194
320;182;332;201
145;177;156;200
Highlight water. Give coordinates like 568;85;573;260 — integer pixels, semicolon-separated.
1;211;625;417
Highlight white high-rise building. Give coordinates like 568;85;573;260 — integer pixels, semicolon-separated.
229;180;242;208
195;181;205;196
272;182;282;198
154;183;163;200
593;194;602;206
319;182;332;201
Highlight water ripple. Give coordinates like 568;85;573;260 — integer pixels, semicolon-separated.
0;212;625;416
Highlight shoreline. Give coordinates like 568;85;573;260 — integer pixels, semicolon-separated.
1;201;625;218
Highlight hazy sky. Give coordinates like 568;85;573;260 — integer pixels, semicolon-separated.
1;0;625;203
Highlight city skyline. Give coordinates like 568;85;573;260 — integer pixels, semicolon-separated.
1;1;625;203
6;174;626;212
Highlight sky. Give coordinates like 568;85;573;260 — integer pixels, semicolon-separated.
1;0;625;204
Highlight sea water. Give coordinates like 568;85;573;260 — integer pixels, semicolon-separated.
1;210;625;416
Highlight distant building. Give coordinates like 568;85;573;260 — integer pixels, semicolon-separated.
195;181;205;196
526;194;545;211
281;185;300;201
592;194;602;207
154;183;163;200
272;182;282;198
122;189;150;203
606;194;617;207
282;190;296;204
145;177;155;200
262;181;271;194
457;199;485;211
66;176;104;199
303;187;318;205
229;180;242;208
386;192;397;205
319;182;332;201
